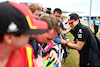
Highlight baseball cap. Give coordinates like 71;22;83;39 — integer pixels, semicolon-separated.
65;13;79;23
0;1;48;35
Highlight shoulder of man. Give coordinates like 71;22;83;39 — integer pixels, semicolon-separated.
77;25;90;40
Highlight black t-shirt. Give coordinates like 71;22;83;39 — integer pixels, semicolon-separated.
70;23;100;67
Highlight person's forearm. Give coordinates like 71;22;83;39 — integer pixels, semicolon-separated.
65;43;82;50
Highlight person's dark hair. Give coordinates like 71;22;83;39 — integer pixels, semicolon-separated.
53;8;62;14
0;34;22;42
39;15;60;34
46;8;51;14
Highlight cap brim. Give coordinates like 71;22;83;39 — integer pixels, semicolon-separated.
65;19;75;24
32;19;48;30
9;1;48;34
27;19;48;34
25;29;47;34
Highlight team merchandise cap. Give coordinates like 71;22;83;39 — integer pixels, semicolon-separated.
66;13;79;23
0;1;48;34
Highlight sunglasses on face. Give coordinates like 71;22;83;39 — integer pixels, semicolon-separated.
55;15;61;18
69;22;73;24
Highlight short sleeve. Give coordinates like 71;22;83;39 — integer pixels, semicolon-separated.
77;27;89;42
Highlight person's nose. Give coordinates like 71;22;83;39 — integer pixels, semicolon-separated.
56;17;60;21
36;15;39;19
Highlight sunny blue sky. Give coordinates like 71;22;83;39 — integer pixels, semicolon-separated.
1;0;100;16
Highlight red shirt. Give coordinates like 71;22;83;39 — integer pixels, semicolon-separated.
5;44;36;67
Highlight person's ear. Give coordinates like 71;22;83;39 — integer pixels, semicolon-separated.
3;34;12;44
76;19;79;23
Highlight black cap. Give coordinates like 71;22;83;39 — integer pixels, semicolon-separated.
0;1;48;35
66;13;79;23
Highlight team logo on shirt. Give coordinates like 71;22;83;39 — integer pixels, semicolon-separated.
79;29;82;33
77;34;82;38
77;29;83;38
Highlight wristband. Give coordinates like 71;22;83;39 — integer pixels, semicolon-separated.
65;42;68;45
